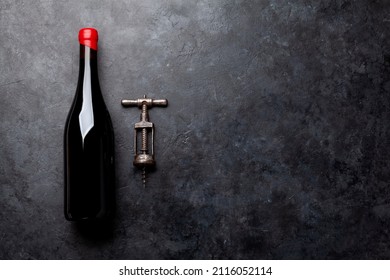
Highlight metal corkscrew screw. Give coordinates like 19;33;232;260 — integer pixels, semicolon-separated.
121;95;168;187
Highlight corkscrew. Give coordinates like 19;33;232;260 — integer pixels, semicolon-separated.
121;95;168;187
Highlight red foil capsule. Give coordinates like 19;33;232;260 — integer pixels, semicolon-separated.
78;27;98;50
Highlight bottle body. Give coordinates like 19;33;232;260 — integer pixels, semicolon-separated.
64;30;115;221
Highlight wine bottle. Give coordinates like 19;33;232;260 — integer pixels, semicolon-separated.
64;28;115;221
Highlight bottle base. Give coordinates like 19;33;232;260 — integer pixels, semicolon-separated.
64;211;113;222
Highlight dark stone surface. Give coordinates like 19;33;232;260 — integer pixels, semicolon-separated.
0;0;389;259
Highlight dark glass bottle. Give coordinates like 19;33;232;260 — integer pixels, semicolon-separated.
64;28;115;221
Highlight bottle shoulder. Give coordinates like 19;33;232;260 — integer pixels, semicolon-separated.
65;91;112;129
69;85;109;110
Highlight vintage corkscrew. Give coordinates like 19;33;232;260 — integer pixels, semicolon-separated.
121;95;168;187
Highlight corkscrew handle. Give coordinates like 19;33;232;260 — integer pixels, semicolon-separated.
121;96;168;108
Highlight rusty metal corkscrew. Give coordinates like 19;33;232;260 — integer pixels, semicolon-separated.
121;95;168;187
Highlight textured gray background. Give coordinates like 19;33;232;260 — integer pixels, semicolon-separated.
0;0;390;259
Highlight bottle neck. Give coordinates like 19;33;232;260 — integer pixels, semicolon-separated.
78;45;99;85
